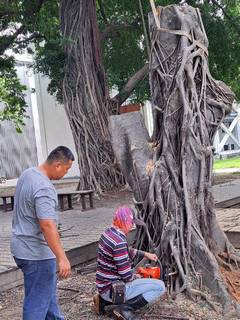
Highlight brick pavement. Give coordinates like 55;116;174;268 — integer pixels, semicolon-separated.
0;193;132;271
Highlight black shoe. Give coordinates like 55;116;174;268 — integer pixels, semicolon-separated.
126;294;148;311
113;305;140;320
93;294;112;315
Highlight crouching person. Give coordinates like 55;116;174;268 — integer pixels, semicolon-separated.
94;206;165;320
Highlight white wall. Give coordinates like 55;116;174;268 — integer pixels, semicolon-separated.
34;74;79;178
0;62;38;179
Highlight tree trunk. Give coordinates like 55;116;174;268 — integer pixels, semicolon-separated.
110;4;239;314
60;0;123;193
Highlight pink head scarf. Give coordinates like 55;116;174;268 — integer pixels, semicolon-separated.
113;206;145;234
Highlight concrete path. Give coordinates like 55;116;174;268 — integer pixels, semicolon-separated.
0;191;132;272
212;179;240;204
214;168;240;174
0;188;133;291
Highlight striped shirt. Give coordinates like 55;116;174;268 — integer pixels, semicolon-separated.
96;226;144;294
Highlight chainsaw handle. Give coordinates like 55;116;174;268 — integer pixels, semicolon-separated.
148;259;163;280
157;259;163;280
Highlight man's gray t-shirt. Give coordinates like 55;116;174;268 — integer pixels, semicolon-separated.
11;167;58;260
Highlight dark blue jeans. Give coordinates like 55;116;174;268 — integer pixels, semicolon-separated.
14;257;64;320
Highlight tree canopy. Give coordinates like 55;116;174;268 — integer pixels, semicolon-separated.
0;0;240;129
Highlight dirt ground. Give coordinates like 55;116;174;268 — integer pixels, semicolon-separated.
221;266;240;303
0;266;238;320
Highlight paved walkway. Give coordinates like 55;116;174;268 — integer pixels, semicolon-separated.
0;192;132;272
1;180;240;273
214;168;240;174
212;179;240;203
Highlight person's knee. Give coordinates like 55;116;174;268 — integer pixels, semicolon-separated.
151;279;166;297
157;279;165;291
149;279;165;291
142;281;165;304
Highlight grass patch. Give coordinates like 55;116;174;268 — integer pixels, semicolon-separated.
213;156;240;170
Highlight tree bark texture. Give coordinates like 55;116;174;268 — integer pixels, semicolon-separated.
110;4;239;313
60;0;123;193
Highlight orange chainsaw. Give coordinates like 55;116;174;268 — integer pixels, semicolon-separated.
136;260;163;280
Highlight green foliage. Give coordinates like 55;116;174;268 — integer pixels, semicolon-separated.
33;0;66;102
0;57;27;132
97;0;175;102
197;0;240;98
97;0;240;102
0;0;45;130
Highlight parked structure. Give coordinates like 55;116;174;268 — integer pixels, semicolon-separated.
214;104;240;158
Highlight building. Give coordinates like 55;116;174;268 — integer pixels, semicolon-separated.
214;106;240;158
0;54;79;179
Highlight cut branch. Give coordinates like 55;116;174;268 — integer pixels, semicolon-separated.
112;63;149;105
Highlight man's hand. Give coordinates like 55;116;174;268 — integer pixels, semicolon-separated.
39;219;71;279
144;252;158;262
57;256;71;279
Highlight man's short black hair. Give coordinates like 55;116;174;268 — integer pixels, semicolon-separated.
47;146;75;164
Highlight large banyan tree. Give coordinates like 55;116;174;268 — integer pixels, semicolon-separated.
60;0;148;193
60;0;121;193
110;4;240;315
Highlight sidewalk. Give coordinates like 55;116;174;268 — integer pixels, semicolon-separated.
0;191;132;272
213;168;240;174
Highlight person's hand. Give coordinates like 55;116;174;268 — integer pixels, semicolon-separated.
144;252;158;262
133;273;142;279
57;256;71;279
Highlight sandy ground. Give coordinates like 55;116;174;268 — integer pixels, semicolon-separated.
1;265;239;320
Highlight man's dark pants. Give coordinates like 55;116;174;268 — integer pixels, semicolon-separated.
14;257;64;320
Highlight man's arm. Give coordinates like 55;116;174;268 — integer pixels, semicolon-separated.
39;219;71;279
129;248;158;262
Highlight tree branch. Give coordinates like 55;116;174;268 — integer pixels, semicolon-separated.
0;0;46;55
112;63;149;105
101;19;141;41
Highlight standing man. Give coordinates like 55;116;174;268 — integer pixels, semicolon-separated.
11;146;75;320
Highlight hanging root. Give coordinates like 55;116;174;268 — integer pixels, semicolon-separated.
110;3;239;316
191;232;240;315
216;255;233;271
220;252;240;268
61;0;124;193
